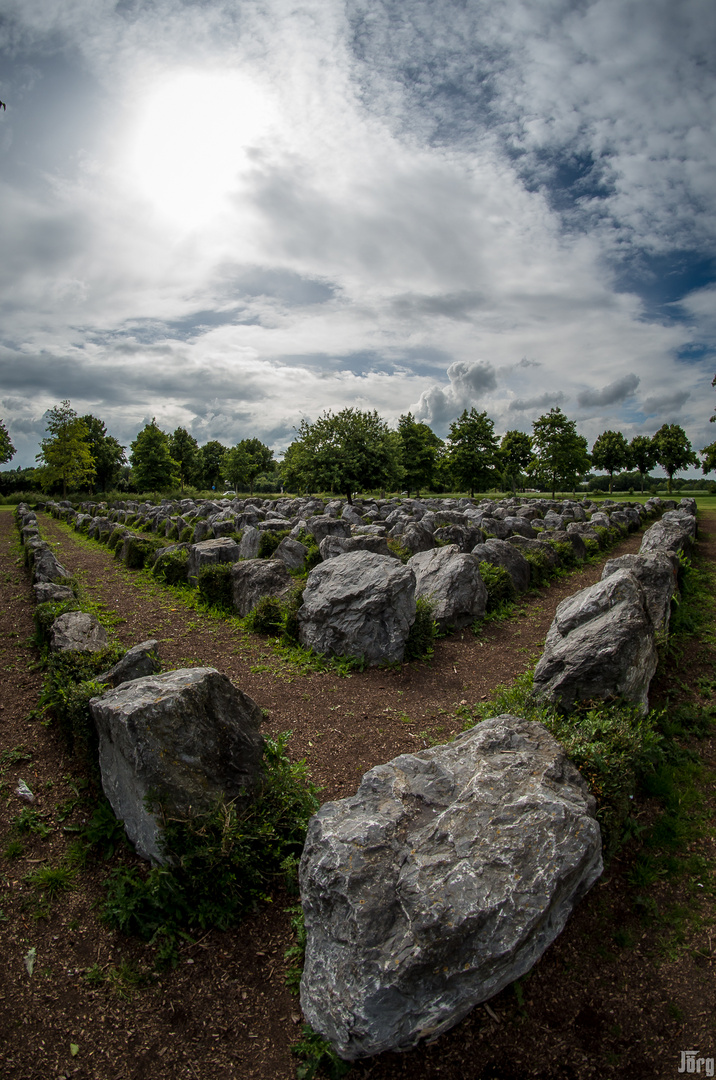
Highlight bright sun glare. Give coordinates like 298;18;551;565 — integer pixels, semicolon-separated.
127;70;277;228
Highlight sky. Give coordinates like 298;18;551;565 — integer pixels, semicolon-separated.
0;0;715;475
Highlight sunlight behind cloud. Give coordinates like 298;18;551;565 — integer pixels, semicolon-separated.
126;69;278;229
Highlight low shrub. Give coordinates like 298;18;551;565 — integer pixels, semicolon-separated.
40;645;124;771
33;598;81;648
152;548;189;586
197;563;233;610
478;562;516;613
545;539;577;569
244;595;285;635
295;530;321;572
107;527;126;552
524;549;551;587
258;529;290;559
123;535;165;570
100;733;321;957
404;596;436;661
179;525;194;543
386;538;412;564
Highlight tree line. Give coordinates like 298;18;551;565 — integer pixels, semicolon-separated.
0;398;713;500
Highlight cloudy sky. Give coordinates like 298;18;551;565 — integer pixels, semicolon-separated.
1;0;714;472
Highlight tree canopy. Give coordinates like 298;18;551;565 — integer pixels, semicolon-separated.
629;435;658;493
285;409;402;502
197;440;227;490
530;407;591;498
80;415;126;491
398;413;443;496
652;423;698;493
446;409;500;497
0;419;16;465
169;427;199;491
130;420;180;492
36;401;95;497
221;438;273;495
500;430;532;492
591;430;630;494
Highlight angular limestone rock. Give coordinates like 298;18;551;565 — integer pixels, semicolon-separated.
50;611;108;654
601;552;678;633
97;639;162;688
319;535;394;561
640;514;696;558
187;537;242;583
408;545;487;629
90;668;264;863
532;568;658;712
299;715;602;1060
33;582;75;604
471;539;530;593
33;548;72;585
230;560;294;616
298;551;416;665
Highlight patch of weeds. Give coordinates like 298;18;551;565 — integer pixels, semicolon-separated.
64;798;127;861
258;529;290;558
3;839;25;859
284;904;306;995
100;733;320;958
124;535;166;570
197;563;233;610
295;530;322;572
386;538;412;564
32;598;81;648
0;746;33;772
478;562;516;615
524;550;551;588
40;645;124;770
404;596;436;661
12;807;53;838
292;1025;352;1080
245;595;285;635
25;860;77;901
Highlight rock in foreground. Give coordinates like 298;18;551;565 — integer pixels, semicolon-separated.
299;715;602;1060
90;668;264;863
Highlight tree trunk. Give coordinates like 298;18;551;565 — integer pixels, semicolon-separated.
346;489;353;505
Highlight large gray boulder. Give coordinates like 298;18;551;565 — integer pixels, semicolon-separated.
187;537;241;583
89;668;264;863
272;536;309;570
96;639;162;688
231;559;294;617
601;552;678;634
319;535;395;561
305;516;352;544
298;551;416;665
33;582;75;604
33;548;72;585
471;539;530;593
532;568;658;712
299;714;602;1060
408;545;487;630
640;514;696;558
237;525;261;559
432;524;485;552
50;611;108;654
398;520;435;555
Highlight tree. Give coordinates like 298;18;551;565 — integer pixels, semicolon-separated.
701;441;716;476
652;423;698;493
169;427;199;491
80;415;126;491
36;401;95;497
530;407;591;498
446;409;500;497
500;430;532;493
397;413;443;496
629;434;658;493
130;420;180;492
285;409;403;503
197;440;227;490
221;438;273;496
591;430;630;494
0;419;16;464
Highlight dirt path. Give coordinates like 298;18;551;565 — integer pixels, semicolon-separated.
0;507;714;1080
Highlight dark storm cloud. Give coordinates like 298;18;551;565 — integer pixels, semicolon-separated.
577;373;640;408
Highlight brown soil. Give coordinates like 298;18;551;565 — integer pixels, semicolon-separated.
1;508;714;1080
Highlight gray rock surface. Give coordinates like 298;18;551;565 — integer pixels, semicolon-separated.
50;611;109;654
237;525;260;559
90;668;264;863
319;535;395;561
299;714;602;1060
305;516;352;544
532;568;658;712
188;537;242;583
601;552;678;633
298;551;416;665
97;639;162;688
33;582;75;604
471;539;531;593
231;559;294;616
408;545;487;629
398;520;435;554
33;548;72;584
432;524;485;552
272;536;309;570
640;515;696;558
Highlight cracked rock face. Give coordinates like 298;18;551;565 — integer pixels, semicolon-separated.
298;551;416;666
532;568;658;712
408;545;487;629
299;715;602;1060
90;668;264;863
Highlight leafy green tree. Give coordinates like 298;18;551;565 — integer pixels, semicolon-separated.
0;419;16;464
130;420;180;492
397;413;443;496
652;423;698;493
221;438;273;496
701;442;716;476
285;409;402;503
530;407;591;498
629;435;658;493
80;415;126;491
197;440;227;490
446;409;500;497
591;430;630;494
500;430;532;493
36;401;95;497
169;427;199;491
